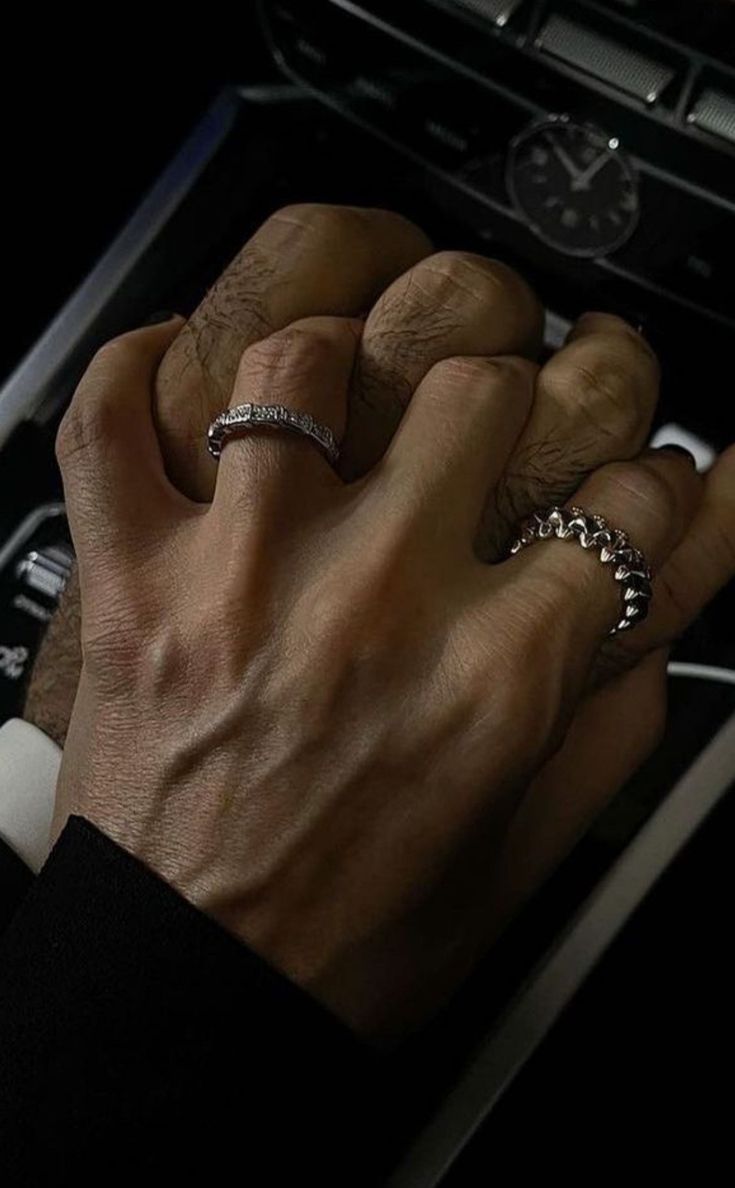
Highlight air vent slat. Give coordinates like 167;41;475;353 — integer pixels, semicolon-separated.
536;14;676;106
688;89;735;147
449;0;522;26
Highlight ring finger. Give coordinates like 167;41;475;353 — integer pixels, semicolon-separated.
155;203;432;500
212;316;359;525
504;446;704;685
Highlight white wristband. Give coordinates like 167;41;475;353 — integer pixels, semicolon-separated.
0;719;61;873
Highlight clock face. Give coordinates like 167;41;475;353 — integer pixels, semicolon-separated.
507;118;640;258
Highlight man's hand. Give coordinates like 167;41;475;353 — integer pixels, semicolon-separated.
27;206;735;963
54;308;723;1042
26;205;646;737
25;205;433;739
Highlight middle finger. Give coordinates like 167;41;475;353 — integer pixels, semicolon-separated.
155;203;432;500
341;251;544;479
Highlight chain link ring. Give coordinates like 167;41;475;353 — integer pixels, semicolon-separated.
509;505;653;636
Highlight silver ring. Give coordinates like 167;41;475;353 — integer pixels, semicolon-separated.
509;506;653;637
207;403;340;467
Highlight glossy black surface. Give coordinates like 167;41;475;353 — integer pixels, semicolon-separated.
262;0;735;450
442;776;735;1181
1;1;733;1175
0;18;271;389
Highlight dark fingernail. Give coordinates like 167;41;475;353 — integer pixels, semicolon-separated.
658;444;698;467
143;310;178;326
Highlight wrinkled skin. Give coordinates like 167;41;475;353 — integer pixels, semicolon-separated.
34;209;735;1034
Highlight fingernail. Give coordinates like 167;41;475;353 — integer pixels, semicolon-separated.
658;444;698;467
143;310;178;326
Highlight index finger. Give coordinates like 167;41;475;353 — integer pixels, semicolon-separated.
57;319;186;582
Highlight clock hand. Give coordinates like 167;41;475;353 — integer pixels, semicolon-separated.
546;137;582;181
572;150;612;192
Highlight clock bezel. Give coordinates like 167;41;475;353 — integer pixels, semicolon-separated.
506;114;641;260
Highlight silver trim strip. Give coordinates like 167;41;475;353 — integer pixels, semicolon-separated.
0;89;241;450
543;309;572;349
388;708;735;1187
0;504;67;576
668;662;735;688
311;0;541;115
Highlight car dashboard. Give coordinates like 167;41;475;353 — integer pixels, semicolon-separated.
0;1;733;1182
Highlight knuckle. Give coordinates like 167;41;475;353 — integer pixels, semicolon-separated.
616;320;660;370
577;311;657;353
366;253;540;355
55;407;85;467
597;459;679;524
427;354;503;390
242;321;334;383
55;382;117;468
569;360;629;409
85;334;144;384
544;348;651;441
267;202;367;245
269;202;426;249
616;323;658;367
421;252;526;303
396;253;542;349
89;335;133;367
285;314;359;353
426;353;534;396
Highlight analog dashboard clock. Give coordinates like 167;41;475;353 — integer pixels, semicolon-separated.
506;117;640;258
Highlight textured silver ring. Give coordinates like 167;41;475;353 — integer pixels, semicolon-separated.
207;403;340;467
509;506;653;637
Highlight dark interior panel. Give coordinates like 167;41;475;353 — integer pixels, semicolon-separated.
1;4;733;1181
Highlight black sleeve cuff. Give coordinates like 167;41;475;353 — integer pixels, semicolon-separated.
0;836;33;934
0;816;405;1184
